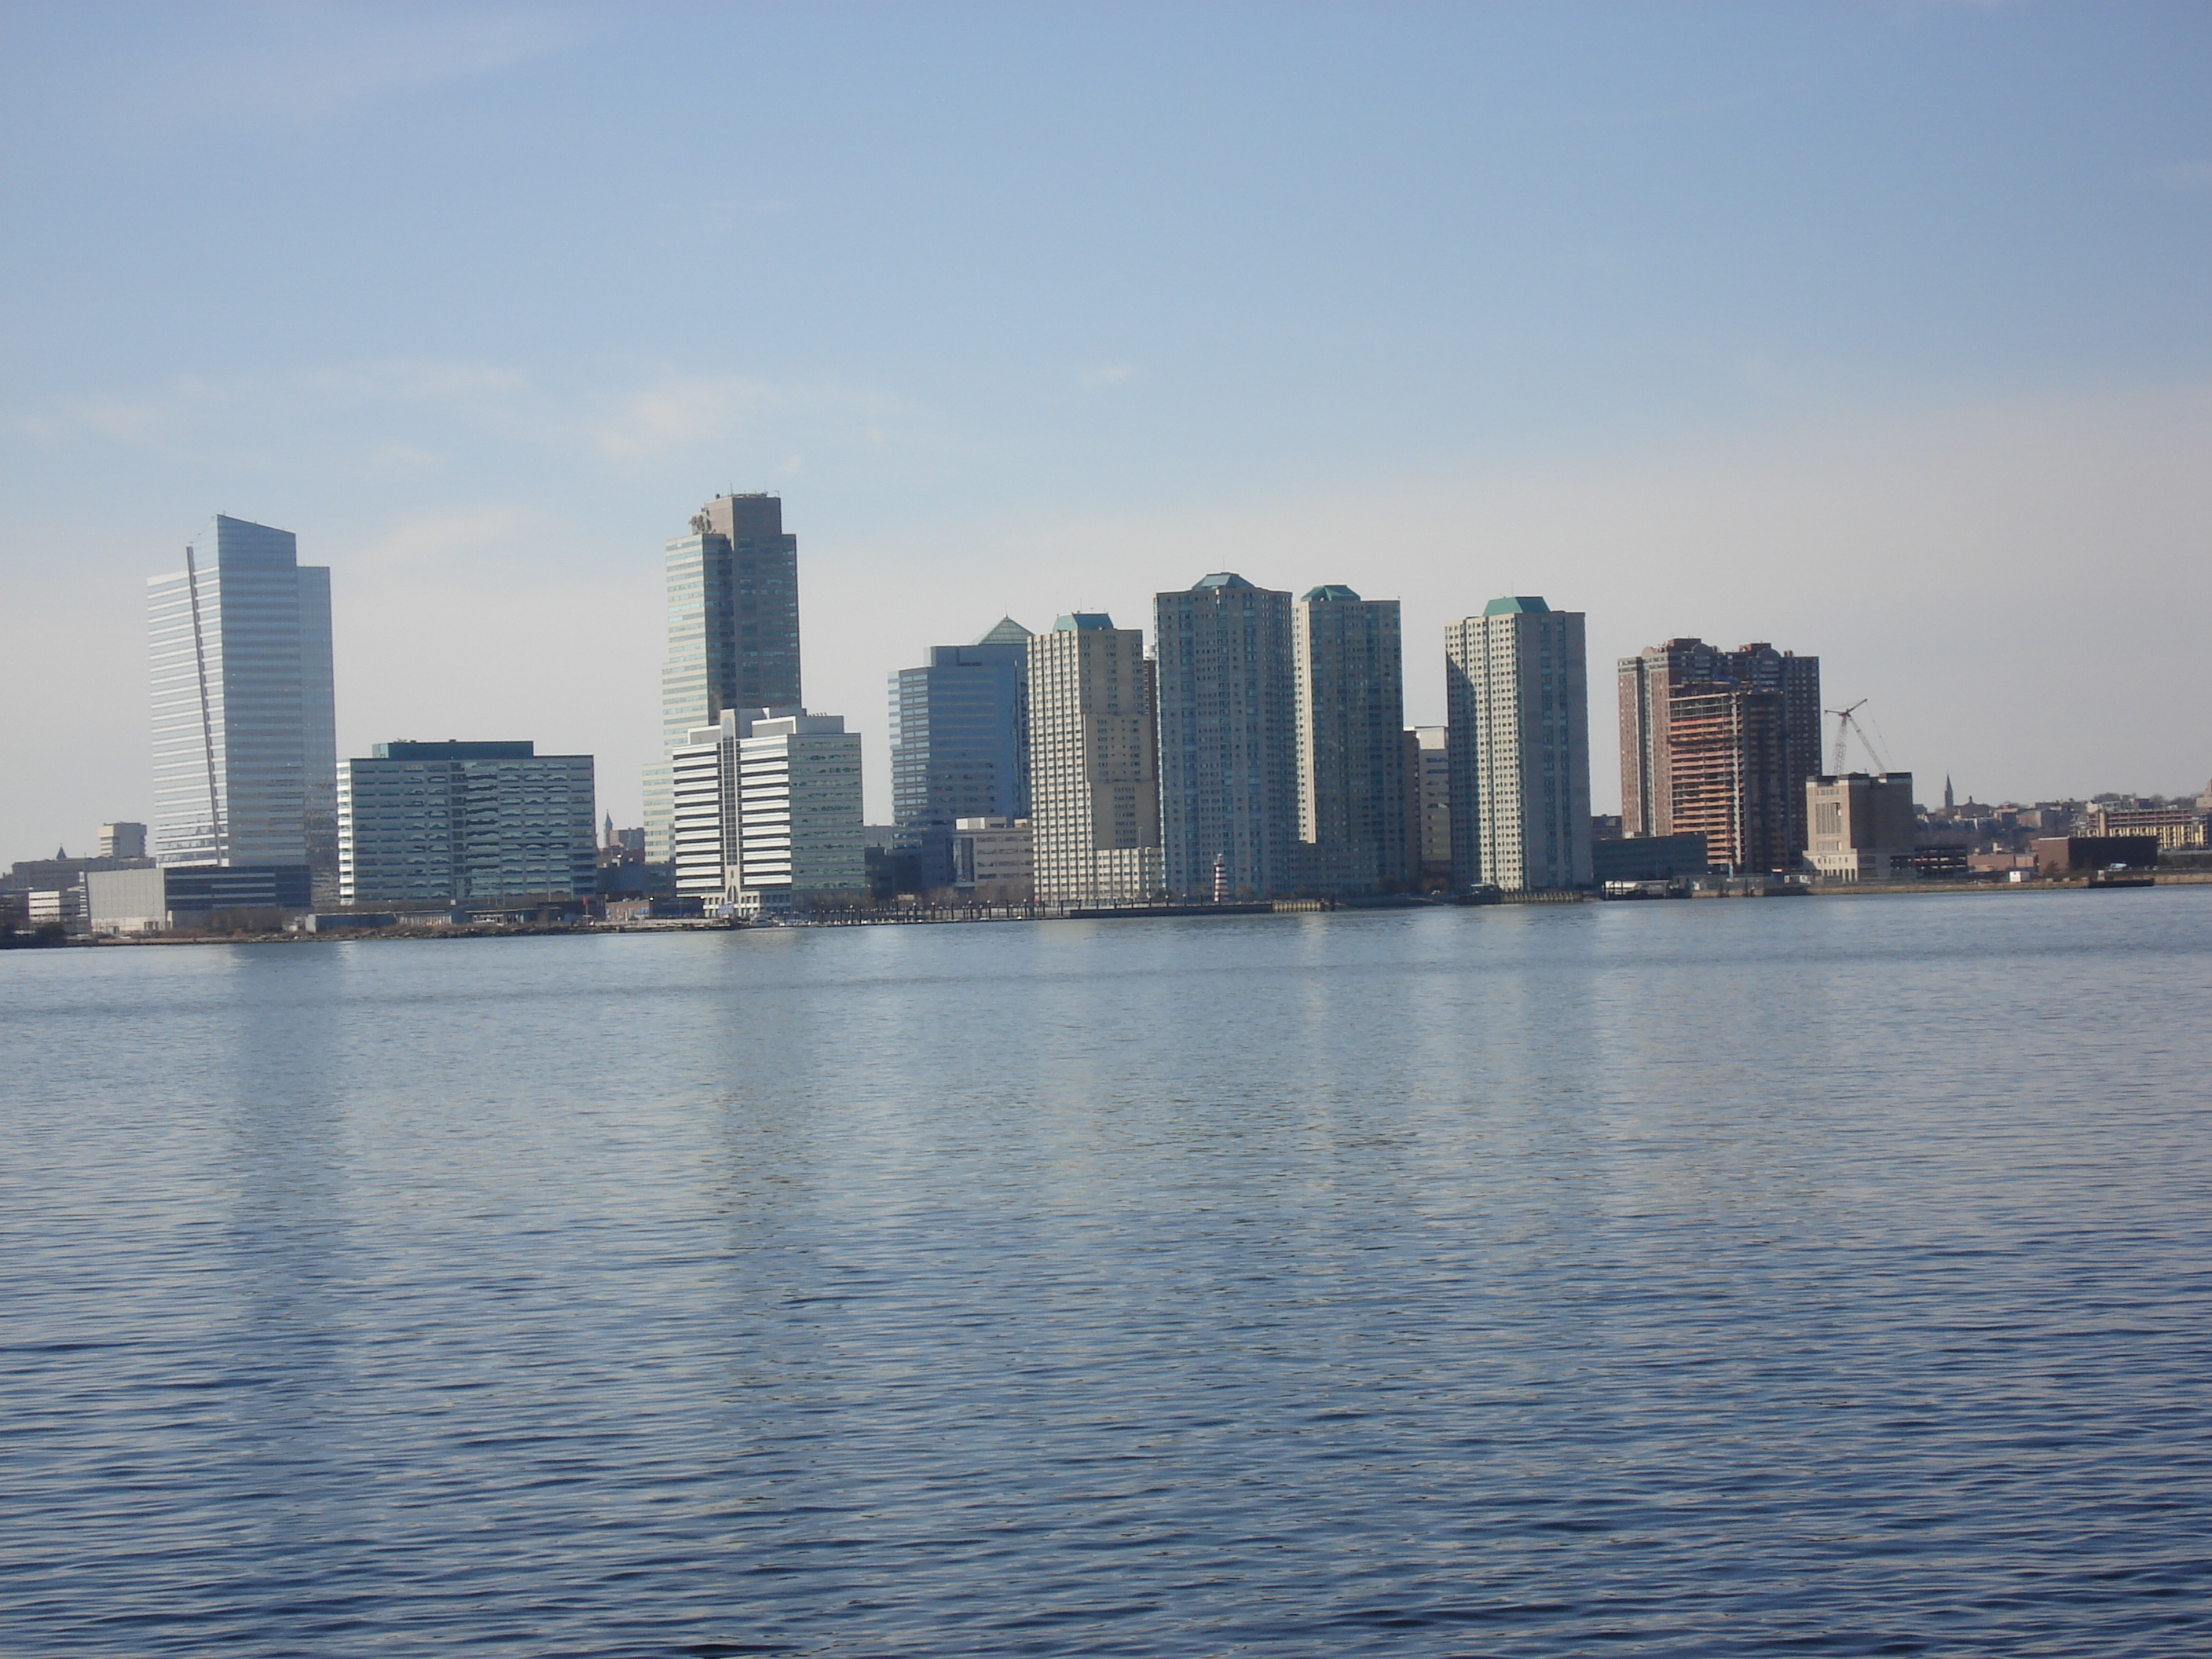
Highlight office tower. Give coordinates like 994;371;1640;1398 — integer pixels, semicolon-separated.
98;822;148;860
338;742;597;906
1618;639;1821;871
667;706;863;912
148;515;337;897
1028;614;1162;906
1445;597;1592;892
734;713;865;909
888;618;1031;889
1294;586;1408;895
646;493;802;860
1806;772;1915;881
1404;726;1451;887
668;719;735;901
1155;574;1296;900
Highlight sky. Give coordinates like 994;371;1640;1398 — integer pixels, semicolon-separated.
2;0;2207;865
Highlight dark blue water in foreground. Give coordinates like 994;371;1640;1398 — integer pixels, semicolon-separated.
4;889;2209;1657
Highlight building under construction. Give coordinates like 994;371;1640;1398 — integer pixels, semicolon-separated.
1617;639;1822;874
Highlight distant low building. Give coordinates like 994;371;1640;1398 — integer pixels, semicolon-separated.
2032;836;2160;877
99;822;148;859
2086;808;2207;850
952;817;1033;902
1805;772;1915;881
87;863;314;933
1404;726;1451;888
1591;833;1708;884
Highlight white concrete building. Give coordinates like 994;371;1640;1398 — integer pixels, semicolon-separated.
1445;597;1592;892
668;706;864;913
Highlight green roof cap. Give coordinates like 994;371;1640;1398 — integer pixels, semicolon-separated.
1192;572;1255;590
1483;595;1551;615
1053;612;1115;631
1301;584;1361;603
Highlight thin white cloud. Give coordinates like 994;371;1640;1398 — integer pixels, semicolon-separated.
2154;161;2212;192
302;361;529;401
159;6;584;126
592;377;780;460
587;372;919;462
1077;363;1140;389
12;358;527;449
342;504;555;584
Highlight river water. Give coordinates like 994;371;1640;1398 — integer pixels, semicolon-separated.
4;889;2208;1656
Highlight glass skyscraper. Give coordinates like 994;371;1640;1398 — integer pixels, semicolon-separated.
646;493;801;860
337;742;597;906
888;617;1031;889
148;515;337;895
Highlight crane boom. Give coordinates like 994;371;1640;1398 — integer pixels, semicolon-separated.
1825;700;1888;775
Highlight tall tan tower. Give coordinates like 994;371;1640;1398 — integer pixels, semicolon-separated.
1027;613;1161;907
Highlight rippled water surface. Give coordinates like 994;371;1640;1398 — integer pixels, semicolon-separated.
5;890;2210;1656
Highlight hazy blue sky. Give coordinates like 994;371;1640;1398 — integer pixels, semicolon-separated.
3;1;2207;861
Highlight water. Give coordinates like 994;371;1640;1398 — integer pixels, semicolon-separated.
3;890;2208;1657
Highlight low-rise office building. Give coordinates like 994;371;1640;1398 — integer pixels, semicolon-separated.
668;707;866;913
339;742;596;907
87;863;315;933
1591;833;1709;884
2086;808;2207;850
2033;836;2161;877
1805;772;1916;881
952;817;1034;901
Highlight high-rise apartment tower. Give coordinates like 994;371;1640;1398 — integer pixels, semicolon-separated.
148;515;337;896
1445;597;1592;892
1155;573;1297;900
1027;614;1161;907
1294;586;1408;894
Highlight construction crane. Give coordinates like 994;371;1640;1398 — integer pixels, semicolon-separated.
1826;699;1889;775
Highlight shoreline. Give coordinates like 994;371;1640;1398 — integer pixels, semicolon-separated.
8;871;2204;950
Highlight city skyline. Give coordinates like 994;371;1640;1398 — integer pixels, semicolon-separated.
6;477;2207;875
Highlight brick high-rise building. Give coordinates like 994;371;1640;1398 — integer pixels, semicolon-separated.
1618;639;1821;874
